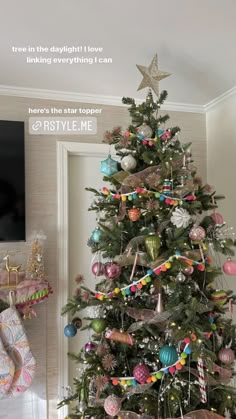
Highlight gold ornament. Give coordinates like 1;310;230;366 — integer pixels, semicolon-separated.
26;232;46;279
3;255;21;287
136;54;171;97
144;235;161;261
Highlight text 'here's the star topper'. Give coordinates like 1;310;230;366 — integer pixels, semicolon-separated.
136;53;171;97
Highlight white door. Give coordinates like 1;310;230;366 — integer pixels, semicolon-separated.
68;153;105;385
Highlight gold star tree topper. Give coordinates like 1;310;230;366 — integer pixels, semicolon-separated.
136;54;171;97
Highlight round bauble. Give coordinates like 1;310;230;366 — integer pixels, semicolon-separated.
159;345;178;366
104;395;122;417
104;262;121;279
91;319;107;333
121;154;137;171
133;364;150;384
64;323;77;338
211;212;224;225
128;208;141;221
189;226;206;242
182;265;194;276
84;341;96;352
91;262;104;276
91;228;102;243
218;347;235;365
176;272;186;283
223;258;236;275
137;123;153;140
144;235;161;261
72;317;82;329
211;290;227;306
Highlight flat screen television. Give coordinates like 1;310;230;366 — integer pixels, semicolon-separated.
0;120;25;241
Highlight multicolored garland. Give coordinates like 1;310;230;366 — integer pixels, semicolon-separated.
102;187;196;207
95;252;209;300
111;340;192;387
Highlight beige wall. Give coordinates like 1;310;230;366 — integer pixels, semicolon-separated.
207;95;236;230
0;94;206;419
207;94;236;325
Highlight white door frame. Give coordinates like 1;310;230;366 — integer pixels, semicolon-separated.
57;141;109;419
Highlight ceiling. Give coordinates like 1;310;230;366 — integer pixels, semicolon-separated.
0;0;236;106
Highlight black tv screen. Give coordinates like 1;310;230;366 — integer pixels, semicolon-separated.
0;121;25;241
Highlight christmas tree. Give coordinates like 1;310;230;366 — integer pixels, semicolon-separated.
59;55;236;418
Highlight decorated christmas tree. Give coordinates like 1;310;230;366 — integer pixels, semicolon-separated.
59;55;236;418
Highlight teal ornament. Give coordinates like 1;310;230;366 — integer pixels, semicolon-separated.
64;323;77;338
159;345;178;366
157;129;164;136
91;228;102;243
100;155;118;177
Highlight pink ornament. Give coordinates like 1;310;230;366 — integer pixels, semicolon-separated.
104;395;122;416
133;364;150;384
91;262;104;276
218;347;235;365
223;258;236;275
84;342;96;352
211;212;224;225
182;266;194;276
104;262;121;279
189;226;206;242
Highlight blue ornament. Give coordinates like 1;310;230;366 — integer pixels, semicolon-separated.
91;228;102;243
157;129;164;136
100;155;118;177
159;195;165;201
64;323;77;338
159;345;178;366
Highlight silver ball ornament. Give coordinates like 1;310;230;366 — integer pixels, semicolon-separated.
121;154;137;171
176;272;186;283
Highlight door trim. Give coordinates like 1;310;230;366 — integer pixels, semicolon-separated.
57;141;109;418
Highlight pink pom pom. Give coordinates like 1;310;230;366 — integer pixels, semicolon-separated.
184;338;191;344
169;366;176;374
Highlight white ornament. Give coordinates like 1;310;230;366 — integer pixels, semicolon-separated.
121;154;137;171
170;208;191;228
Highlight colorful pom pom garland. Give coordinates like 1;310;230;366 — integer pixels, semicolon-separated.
102;187;196;207
111;340;191;387
95;252;209;300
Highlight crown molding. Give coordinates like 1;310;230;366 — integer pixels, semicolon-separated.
0;84;205;113
204;85;236;111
